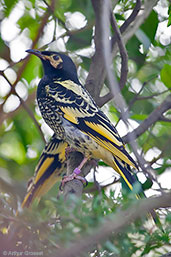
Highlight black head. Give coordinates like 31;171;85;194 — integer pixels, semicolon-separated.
26;49;80;84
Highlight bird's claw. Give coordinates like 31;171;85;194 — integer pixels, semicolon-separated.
60;172;88;191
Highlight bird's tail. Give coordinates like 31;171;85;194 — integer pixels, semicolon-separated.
21;135;67;208
112;156;162;227
112;155;137;192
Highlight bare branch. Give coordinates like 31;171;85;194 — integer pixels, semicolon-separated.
96;91;113;107
113;0;159;57
158;115;171;123
85;0;105;101
135;90;169;101
62;152;96;201
56;192;171;257
95;0;141;106
101;0;129;119
123;94;171;143
111;0;141;48
0;92;36;126
110;12;128;89
86;0;157;108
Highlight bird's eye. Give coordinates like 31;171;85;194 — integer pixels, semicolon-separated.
53;55;59;61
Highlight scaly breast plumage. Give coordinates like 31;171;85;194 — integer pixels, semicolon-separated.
38;97;65;138
62;118;99;156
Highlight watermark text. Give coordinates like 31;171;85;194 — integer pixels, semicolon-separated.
2;251;43;256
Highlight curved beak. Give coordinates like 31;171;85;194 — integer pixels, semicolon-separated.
26;49;44;59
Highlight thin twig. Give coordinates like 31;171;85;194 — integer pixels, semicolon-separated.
127;75;158;110
114;0;141;41
111;0;141;51
0;71;45;142
0;91;36;126
136;90;169;101
112;0;158;57
159;116;171;122
122;94;171;143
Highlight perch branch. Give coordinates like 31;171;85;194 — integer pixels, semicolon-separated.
62;151;97;201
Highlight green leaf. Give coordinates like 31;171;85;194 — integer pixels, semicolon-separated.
166;212;171;222
167;16;171;27
167;5;171;27
160;64;171;88
155;164;171;175
115;13;125;21
80;56;91;71
67;27;92;51
22;55;41;84
18;14;33;31
141;10;158;46
131;114;148;121
2;0;19;17
126;36;146;69
142;178;153;190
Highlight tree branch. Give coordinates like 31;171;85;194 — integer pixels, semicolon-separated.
96;91;113;107
85;0;105;102
86;0;157;108
123;94;171;143
57;192;171;257
111;0;141;48
110;11;128;89
62;152;96;201
113;0;158;57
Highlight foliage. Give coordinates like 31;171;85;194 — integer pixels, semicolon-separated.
0;0;171;256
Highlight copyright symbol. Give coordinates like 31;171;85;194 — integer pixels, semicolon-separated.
3;251;7;256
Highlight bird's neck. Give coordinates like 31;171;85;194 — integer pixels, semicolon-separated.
44;72;81;85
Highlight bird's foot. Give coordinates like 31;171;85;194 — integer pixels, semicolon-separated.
60;168;88;190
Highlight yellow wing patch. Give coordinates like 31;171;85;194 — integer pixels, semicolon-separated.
60;106;94;124
60;107;78;124
86;131;136;168
85;121;122;147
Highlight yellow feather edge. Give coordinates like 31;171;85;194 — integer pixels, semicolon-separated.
85;121;122;147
